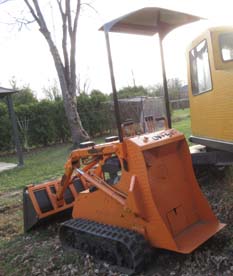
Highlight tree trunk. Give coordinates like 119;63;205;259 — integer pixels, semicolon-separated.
23;0;90;147
63;90;89;147
40;27;89;146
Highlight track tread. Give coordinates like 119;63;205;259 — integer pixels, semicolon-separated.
59;218;152;274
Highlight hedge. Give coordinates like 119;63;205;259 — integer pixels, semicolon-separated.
0;97;113;151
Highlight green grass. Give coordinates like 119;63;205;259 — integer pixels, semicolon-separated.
0;110;192;193
173;116;191;141
0;144;71;193
172;108;190;118
172;108;191;141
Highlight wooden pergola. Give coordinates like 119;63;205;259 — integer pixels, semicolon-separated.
0;87;24;166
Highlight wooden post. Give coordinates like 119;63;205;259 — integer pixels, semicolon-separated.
6;95;24;166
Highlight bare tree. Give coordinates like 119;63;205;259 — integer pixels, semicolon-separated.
77;73;91;94
131;69;136;88
43;80;62;101
23;0;89;147
0;0;11;4
17;116;29;151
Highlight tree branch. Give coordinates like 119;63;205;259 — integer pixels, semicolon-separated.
31;0;49;31
73;0;81;36
66;0;72;38
80;2;98;15
24;0;40;25
15;16;35;31
24;0;67;90
57;0;64;17
69;0;81;96
23;0;89;142
0;0;13;4
57;0;70;83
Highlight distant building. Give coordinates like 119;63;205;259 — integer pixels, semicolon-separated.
107;96;165;131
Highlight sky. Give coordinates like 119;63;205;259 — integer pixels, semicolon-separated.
0;0;233;98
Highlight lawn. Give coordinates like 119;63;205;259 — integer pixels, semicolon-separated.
0;144;71;193
0;109;191;194
172;108;191;141
0;108;233;276
172;107;190;118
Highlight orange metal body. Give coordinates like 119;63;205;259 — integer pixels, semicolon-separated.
23;7;225;255
27;180;76;219
25;141;121;221
71;129;225;253
25;128;225;253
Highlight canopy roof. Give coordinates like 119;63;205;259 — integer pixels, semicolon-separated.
100;7;202;37
0;87;18;97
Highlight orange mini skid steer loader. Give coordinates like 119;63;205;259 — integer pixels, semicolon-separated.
23;7;225;274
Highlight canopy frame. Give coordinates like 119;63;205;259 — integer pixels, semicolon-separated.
101;7;202;140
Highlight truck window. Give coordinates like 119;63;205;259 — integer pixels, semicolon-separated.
219;32;233;61
189;40;212;95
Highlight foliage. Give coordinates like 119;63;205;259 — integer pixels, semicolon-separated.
42;81;62;101
117;85;149;99
0;90;110;150
148;78;185;100
77;90;111;137
167;78;183;100
115;80;185;100
52;100;70;143
0;102;12;150
26;101;58;146
0;80;188;151
12;87;38;106
147;83;163;97
0;100;70;151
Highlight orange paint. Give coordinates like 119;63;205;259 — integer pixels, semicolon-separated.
25;128;225;253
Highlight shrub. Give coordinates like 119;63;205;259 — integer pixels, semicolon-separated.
0;102;12;150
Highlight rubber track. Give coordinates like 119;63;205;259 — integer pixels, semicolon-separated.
59;218;152;275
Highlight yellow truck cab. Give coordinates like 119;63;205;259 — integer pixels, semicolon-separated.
187;26;233;153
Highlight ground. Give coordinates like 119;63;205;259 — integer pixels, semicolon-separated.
1;109;233;276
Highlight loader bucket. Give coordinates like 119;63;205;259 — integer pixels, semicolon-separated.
140;132;226;253
23;179;82;232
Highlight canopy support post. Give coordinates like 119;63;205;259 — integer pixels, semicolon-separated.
159;32;172;129
105;31;123;142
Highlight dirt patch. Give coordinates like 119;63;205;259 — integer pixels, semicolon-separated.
0;191;23;242
0;190;21;199
1;173;233;275
0;205;10;213
0;203;21;214
0;222;20;239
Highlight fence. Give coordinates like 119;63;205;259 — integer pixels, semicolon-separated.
0;96;166;151
170;98;190;110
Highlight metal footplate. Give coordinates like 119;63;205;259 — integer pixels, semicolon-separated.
59;218;152;275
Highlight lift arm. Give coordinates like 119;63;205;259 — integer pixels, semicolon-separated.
55;143;122;205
